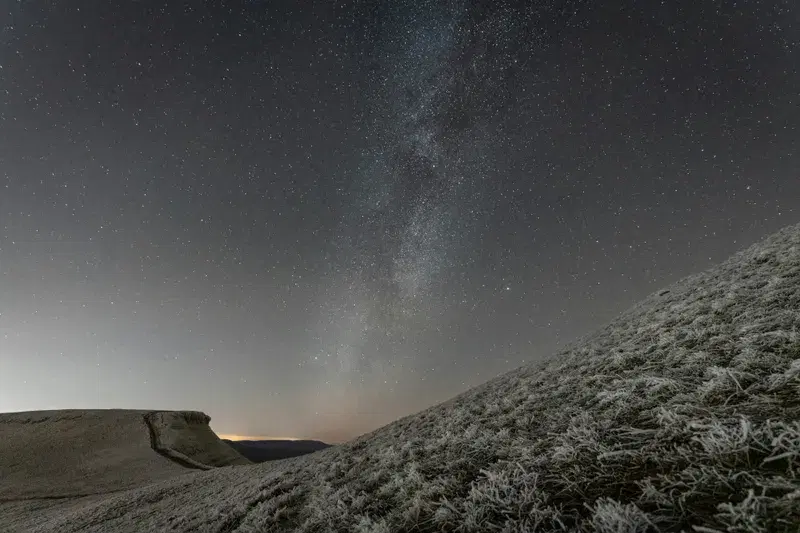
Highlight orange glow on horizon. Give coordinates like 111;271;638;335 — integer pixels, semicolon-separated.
217;434;302;441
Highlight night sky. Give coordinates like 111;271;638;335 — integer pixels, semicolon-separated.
1;1;797;443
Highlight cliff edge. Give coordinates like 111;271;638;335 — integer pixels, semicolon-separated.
0;409;249;501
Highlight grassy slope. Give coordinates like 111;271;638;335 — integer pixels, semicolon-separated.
0;409;192;500
0;410;248;500
20;223;800;533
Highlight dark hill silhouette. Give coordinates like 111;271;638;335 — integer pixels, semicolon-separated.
222;439;331;462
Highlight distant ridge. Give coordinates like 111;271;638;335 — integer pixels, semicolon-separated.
4;222;799;532
223;438;331;462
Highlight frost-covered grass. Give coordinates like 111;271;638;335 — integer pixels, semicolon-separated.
14;223;800;532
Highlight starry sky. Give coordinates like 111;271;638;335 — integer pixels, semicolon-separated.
1;0;798;443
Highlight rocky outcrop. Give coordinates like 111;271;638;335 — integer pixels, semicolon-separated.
144;410;251;469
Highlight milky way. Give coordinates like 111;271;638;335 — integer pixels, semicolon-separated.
302;2;515;424
300;2;613;430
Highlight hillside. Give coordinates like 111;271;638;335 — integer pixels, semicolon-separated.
0;409;250;526
6;222;800;532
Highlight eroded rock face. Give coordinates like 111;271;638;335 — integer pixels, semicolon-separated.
145;411;251;469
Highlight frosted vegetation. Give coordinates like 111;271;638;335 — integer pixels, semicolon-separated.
7;223;800;532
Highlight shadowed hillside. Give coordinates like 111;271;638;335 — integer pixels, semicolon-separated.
5;222;799;532
223;439;332;463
